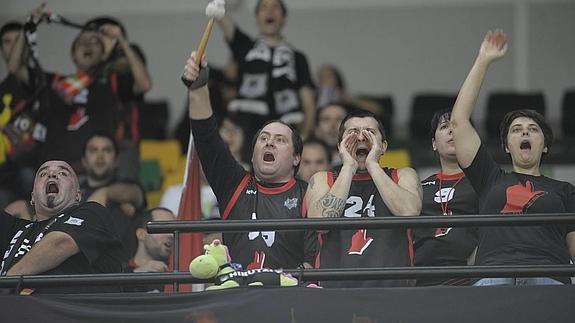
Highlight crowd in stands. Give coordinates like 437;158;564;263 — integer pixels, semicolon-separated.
1;0;574;294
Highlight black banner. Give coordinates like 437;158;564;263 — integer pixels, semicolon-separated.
1;285;574;322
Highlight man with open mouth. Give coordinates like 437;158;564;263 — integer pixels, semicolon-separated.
214;0;316;147
182;52;317;272
0;160;124;293
306;109;422;287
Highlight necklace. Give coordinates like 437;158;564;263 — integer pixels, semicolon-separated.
438;172;465;216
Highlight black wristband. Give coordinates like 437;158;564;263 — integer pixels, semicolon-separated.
181;66;210;90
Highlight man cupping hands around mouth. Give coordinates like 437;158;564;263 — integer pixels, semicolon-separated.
306;110;422;288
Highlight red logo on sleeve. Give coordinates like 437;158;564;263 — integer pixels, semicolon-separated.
501;181;546;214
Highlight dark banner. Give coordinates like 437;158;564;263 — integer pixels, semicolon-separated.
1;285;574;323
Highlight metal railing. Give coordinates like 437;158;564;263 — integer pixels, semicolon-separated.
1;213;574;291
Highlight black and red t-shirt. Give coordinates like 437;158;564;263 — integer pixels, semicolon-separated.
463;145;575;276
191;115;317;270
317;169;413;288
413;171;479;286
38;71;120;171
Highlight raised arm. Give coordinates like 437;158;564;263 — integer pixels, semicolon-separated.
364;131;422;216
99;24;152;94
451;30;507;168
6;231;79;276
307;132;358;219
88;182;144;215
183;52;213;119
216;14;236;42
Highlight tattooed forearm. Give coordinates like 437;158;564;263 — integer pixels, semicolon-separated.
316;193;346;218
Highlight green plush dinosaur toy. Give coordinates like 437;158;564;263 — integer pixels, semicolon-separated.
189;239;298;290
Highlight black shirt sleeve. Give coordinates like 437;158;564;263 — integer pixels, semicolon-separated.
294;51;315;90
191;115;248;210
48;202;122;265
462;144;502;198
0;211;17;253
229;27;255;62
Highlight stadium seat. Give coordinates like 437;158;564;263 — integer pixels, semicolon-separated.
409;93;457;140
561;89;575;139
379;148;411;169
485;91;546;141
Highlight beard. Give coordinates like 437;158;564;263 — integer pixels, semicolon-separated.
46;195;56;208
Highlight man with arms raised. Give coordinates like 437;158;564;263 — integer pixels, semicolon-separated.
307;110;422;287
182;52;316;271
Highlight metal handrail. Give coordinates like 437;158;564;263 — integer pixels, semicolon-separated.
1;265;574;288
147;214;575;233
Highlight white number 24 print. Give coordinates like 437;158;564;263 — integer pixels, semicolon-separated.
344;195;375;218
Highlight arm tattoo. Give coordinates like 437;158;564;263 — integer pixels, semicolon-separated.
316;193;346;218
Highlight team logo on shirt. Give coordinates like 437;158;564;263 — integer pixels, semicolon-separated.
434;188;455;204
64;216;84;226
501;181;546;214
348;229;374;255
284;198;298;210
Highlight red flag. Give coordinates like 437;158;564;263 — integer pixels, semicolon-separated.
166;138;204;292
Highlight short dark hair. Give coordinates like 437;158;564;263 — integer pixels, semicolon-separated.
337;109;386;144
316;101;352;122
255;0;288;17
134;207;174;230
0;21;22;39
499;109;554;155
429;108;452;142
82;132;119;157
251;120;303;173
303;138;332;164
84;16;127;37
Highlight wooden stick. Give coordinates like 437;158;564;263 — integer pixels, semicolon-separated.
196;18;215;66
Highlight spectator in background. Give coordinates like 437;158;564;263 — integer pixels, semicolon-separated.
124;207;175;292
80;132;146;264
0;21;45;209
316;64;385;116
411;109;479;286
314;102;348;166
297;139;331;182
84;16;152;181
1;160;124;294
13;5;121;173
215;0;316;143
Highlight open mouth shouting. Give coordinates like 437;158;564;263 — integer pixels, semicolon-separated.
46;181;59;195
263;152;276;163
520;140;532;152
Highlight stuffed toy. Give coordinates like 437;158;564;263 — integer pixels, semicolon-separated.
189;239;298;290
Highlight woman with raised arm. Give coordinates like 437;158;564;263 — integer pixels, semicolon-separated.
451;30;575;286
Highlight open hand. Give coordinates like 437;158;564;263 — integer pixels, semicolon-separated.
478;30;508;64
363;129;383;169
339;132;359;171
